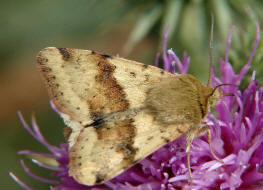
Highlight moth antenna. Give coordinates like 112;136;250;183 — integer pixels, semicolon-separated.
222;93;235;97
207;15;214;87
211;83;238;95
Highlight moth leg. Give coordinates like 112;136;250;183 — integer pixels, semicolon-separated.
198;125;224;163
186;130;196;184
207;128;224;163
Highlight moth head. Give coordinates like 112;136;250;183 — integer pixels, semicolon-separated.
207;88;221;108
208;83;237;108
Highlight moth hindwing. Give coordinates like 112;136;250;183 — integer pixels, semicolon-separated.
37;47;222;185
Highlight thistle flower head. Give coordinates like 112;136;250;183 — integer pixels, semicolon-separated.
11;23;263;190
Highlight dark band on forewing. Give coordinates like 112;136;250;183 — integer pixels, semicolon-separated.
57;48;71;61
87;53;138;166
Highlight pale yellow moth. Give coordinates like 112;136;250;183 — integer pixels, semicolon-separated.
37;47;226;185
36;17;232;186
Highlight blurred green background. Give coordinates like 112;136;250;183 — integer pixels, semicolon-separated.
1;1;263;189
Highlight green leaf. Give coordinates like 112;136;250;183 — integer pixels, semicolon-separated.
123;2;162;54
211;0;232;40
160;0;183;44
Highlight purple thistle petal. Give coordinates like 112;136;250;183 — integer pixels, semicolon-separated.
50;100;61;116
163;24;170;71
31;115;60;153
168;50;183;73
31;159;63;172
20;160;59;185
238;23;260;82
181;52;190;73
216;100;233;124
154;52;160;67
18;150;54;158
17;111;40;143
219;58;236;84
9;172;34;190
244;117;254;145
246;132;263;158
18;112;59;154
225;26;236;62
168;175;188;183
166;49;190;74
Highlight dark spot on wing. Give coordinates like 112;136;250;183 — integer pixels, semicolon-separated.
100;53;113;59
144;74;150;82
57;48;71;61
41;67;52;73
147;136;153;141
130;72;136;77
161;136;170;143
63;127;72;141
160;128;165;133
36;55;48;66
177;128;184;134
132;159;140;164
143;64;149;69
90;114;103;121
90;50;112;59
116;137;138;161
95;173;107;184
85;117;106;128
160;70;164;75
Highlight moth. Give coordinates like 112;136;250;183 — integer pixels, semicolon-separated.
37;35;230;185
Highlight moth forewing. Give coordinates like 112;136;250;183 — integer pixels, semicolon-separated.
37;48;94;126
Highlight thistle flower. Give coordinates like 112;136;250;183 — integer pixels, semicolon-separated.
11;24;263;190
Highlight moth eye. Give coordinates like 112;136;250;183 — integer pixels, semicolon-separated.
210;98;217;107
209;95;220;108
